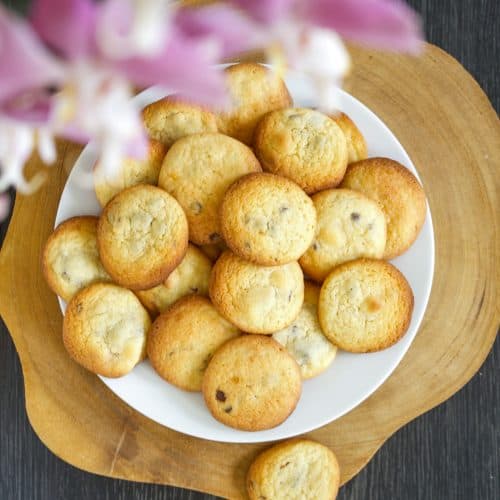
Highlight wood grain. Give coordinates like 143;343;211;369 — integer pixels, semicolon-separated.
0;44;498;499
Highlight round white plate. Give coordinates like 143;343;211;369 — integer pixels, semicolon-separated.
56;69;434;443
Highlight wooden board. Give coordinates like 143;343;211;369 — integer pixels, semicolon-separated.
0;44;498;499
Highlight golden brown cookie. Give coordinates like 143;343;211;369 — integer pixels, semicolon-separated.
340;158;427;259
247;439;340;500
202;335;301;431
147;295;240;391
299;189;386;282
318;258;414;352
142;95;217;148
273;282;337;379
331;112;368;164
220;172;317;265
42;216;111;302
97;185;188;290
63;283;150;378
158;133;261;245
136;244;212;315
216;63;292;145
209;251;304;334
254;108;348;194
94;139;166;207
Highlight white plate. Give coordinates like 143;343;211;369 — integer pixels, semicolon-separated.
56;69;434;443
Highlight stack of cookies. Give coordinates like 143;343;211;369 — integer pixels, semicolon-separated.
43;63;427;432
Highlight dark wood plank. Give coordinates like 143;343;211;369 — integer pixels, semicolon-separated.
1;0;498;499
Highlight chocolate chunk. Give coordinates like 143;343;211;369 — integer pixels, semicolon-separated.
216;390;226;402
224;406;232;413
280;461;291;469
279;206;289;213
288;291;293;302
209;232;221;242
351;212;360;221
190;201;202;214
190;287;199;293
312;241;319;251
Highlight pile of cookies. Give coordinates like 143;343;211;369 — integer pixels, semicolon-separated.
43;63;426;432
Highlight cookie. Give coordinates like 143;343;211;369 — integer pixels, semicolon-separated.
199;240;228;262
63;283;151;378
254;108;348;194
340;158;427;259
97;185;188;290
42;216;111;302
142;95;217;148
318;258;414;352
216;63;292;145
273;282;337;379
158;133;262;245
331;112;367;164
299;189;386;282
136;244;212;315
220;172;317;265
202;335;301;431
247;439;340;500
209;251;304;334
94;139;166;207
147;295;240;391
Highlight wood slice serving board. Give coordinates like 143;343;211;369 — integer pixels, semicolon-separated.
0;44;498;499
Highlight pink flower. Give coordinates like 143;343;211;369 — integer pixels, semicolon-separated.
0;193;10;222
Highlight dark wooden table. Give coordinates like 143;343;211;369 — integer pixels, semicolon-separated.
1;1;498;499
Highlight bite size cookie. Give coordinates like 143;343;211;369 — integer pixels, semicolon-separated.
254;108;348;194
63;283;151;378
247;439;340;500
299;189;386;282
273;282;336;379
209;251;304;334
220;173;316;265
147;295;240;391
331;112;368;164
318;258;414;353
94;139;166;207
42;216;111;302
142;95;217;148
202;335;301;431
97;185;188;290
340;158;427;259
158;133;261;245
136;244;212;315
216;63;292;145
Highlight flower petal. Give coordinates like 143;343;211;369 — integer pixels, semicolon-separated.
116;28;228;107
305;0;423;53
231;0;295;24
176;4;263;58
0;6;64;103
30;0;97;58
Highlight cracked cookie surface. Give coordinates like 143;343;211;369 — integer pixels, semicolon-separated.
63;283;150;377
220;172;317;265
94;139;166;207
340;157;427;259
254;108;348;194
272;282;336;379
202;335;301;431
300;189;386;282
209;251;304;334
147;295;240;391
319;258;414;352
43;216;111;302
136;244;212;315
247;438;340;500
158;133;261;245
142;95;217;148
97;185;188;290
216;63;292;145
